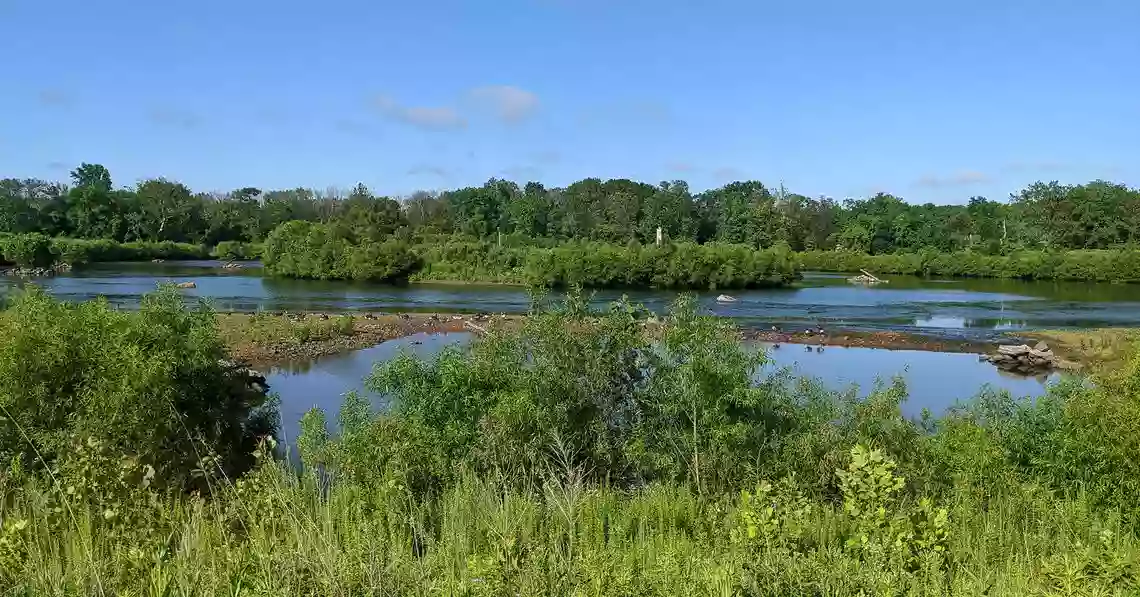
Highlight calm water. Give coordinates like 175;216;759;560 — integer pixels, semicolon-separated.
267;333;1058;444
4;260;1140;341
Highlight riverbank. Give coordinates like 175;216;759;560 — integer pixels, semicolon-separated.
799;248;1140;283
1019;328;1140;371
222;310;1140;376
217;311;521;367
219;311;999;368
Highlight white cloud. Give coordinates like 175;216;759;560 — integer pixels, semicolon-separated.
376;95;466;130
468;85;540;123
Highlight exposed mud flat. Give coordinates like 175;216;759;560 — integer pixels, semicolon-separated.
221;312;521;367
740;328;991;355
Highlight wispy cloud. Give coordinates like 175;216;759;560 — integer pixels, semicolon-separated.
148;108;201;129
712;167;744;180
580;100;671;127
333;119;378;136
913;170;990;188
406;164;452;179
376;95;466;130
501;165;543;180
666;161;697;173
37;89;74;107
1002;160;1067;174
469;85;539;124
531;150;561;164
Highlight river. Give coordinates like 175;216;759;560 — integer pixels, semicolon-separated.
4;260;1140;341
267;332;1060;446
6;260;1114;440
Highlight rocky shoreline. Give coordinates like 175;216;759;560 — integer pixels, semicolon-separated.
220;312;521;368
981;341;1078;373
223;311;1011;369
740;328;991;354
2;263;72;277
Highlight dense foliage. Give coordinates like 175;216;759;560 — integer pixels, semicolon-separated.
4;292;1140;594
5;164;1140;255
0;286;276;488
521;241;799;289
261;220;420;282
800;248;1140;281
0;233;210;267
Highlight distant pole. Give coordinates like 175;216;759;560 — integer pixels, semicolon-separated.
656;226;663;246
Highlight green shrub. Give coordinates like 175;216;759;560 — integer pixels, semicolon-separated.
798;248;1140;282
213;240;262;261
262;221;421;282
0;233;54;268
0;285;277;488
6;291;1140;594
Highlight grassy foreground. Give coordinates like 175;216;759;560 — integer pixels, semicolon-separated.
4;289;1140;595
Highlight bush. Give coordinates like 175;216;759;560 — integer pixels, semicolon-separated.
6;291;1140;594
353;293;922;494
213;241;262;261
0;285;277;488
798;248;1140;282
408;238;800;289
0;233;54;268
262;221;421;282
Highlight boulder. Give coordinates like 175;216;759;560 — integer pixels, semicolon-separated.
176;281;197;289
1028;348;1054;360
1034;341;1050;352
716;294;738;303
998;344;1031;357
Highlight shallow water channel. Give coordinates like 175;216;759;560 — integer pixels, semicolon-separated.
5;260;1140;342
266;332;1059;445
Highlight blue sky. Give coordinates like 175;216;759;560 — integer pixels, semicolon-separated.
2;0;1137;202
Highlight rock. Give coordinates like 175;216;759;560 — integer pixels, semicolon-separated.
998;344;1031;357
1034;341;1050;352
1028;348;1054;360
716;294;738;303
152;259;165;263
176;281;196;289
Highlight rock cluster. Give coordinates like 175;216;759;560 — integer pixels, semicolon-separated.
220;359;270;394
2;263;72;277
221;262;243;269
983;341;1060;373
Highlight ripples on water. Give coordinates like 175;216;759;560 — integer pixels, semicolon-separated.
4;262;1140;341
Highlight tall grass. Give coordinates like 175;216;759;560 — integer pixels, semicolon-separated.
3;452;1137;595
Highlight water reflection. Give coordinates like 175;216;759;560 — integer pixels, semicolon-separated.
5;262;1140;341
757;342;1058;417
913;315;1026;331
265;333;1061;446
